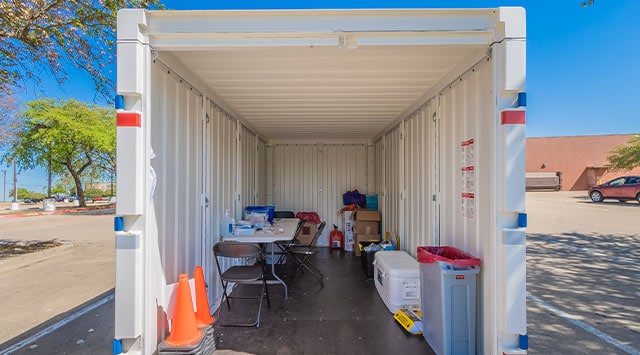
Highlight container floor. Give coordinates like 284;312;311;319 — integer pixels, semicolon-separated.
213;247;433;354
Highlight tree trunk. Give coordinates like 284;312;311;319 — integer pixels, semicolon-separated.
71;171;86;207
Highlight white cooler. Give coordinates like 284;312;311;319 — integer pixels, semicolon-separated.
373;251;421;314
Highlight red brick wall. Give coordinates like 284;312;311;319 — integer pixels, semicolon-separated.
526;134;640;191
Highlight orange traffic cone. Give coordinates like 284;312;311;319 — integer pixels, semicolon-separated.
194;266;214;327
166;274;202;347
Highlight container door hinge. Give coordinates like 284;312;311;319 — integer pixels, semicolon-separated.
432;112;437;122
432;194;437;202
205;112;210;124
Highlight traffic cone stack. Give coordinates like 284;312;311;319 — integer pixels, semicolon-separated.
158;272;215;354
194;266;216;352
194;266;214;327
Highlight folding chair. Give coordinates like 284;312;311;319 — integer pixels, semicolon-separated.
213;241;270;327
289;221;326;285
275;217;306;265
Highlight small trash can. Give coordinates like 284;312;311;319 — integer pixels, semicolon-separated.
358;241;378;278
417;246;481;355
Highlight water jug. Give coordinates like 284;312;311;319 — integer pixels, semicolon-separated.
220;209;233;237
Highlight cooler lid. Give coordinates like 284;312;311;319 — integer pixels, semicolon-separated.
374;251;419;276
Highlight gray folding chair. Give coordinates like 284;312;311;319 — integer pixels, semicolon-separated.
289;221;326;285
213;242;270;327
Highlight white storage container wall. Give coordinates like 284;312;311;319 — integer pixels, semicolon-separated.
116;8;526;354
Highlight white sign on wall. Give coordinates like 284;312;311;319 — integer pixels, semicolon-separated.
461;138;476;219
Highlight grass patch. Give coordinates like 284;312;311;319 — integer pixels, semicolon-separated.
0;240;64;259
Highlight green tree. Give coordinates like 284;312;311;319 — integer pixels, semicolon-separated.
0;0;163;100
0;92;19;148
51;183;68;195
84;187;104;199
5;98;115;207
607;135;640;171
9;187;32;200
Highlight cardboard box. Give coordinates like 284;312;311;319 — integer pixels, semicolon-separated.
354;234;381;257
298;222;318;245
354;221;380;235
355;210;381;221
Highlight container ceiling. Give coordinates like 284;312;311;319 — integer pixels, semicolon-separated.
142;9;499;141
172;44;479;140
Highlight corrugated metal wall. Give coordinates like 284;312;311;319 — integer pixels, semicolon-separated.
403;103;439;254
437;64;493;256
203;102;240;310
374;59;492;257
239;125;258;208
374;58;496;352
267;143;370;245
147;62;205;343
380;125;402;246
256;138;268;205
149;63;204;284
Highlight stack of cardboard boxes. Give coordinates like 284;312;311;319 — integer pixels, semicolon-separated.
354;210;381;256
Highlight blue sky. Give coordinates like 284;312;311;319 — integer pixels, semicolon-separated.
4;0;640;200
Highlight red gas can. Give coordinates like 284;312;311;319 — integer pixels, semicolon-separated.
329;225;344;249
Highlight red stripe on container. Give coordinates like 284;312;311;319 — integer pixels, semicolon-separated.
501;110;525;125
117;112;141;127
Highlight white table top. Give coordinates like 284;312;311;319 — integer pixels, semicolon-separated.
223;218;299;243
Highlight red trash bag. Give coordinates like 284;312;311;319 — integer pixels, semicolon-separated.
417;246;481;268
295;212;321;224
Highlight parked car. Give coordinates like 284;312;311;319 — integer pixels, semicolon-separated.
588;176;640;203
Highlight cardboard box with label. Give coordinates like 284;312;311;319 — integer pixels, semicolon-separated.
298;222;318;245
342;211;355;252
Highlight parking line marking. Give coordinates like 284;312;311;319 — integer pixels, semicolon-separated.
527;293;640;355
0;293;114;355
543;239;640;268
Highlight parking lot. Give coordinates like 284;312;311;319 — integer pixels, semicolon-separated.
526;191;639;354
0;192;638;354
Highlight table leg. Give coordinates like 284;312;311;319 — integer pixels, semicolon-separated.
270;242;288;299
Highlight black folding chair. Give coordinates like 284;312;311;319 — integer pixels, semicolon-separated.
213;242;270;327
274;217;306;265
289;221;326;285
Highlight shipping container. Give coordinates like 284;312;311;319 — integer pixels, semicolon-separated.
115;7;527;354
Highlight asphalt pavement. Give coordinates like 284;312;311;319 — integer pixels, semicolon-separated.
0;193;638;354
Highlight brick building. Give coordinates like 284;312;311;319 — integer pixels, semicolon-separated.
526;134;640;191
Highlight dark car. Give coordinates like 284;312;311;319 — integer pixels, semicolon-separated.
588;176;640;203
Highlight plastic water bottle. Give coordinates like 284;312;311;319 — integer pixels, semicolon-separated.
220;209;233;237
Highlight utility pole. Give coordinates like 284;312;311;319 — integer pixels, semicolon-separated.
12;160;17;202
11;160;18;210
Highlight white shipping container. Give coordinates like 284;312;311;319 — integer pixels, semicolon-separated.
115;7;527;354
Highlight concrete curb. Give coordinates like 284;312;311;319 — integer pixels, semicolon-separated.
0;204;115;219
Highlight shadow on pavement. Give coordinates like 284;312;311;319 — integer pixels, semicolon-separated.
0;289;115;355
